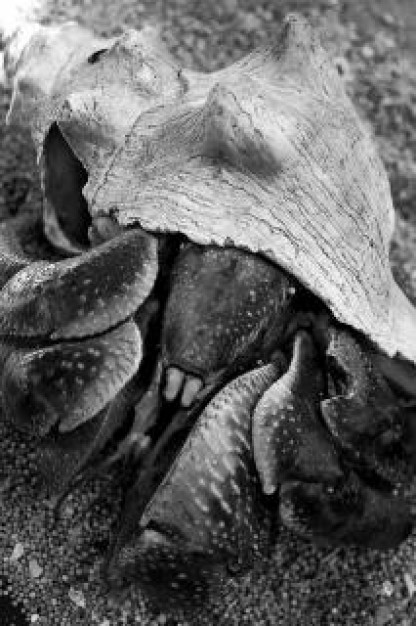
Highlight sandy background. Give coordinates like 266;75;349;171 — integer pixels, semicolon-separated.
0;0;416;624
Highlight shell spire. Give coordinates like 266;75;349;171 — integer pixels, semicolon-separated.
201;83;288;174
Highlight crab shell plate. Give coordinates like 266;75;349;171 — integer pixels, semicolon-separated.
5;14;416;365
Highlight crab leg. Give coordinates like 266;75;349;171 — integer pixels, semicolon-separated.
106;362;283;599
0;227;158;340
45;377;147;509
2;319;142;436
21;292;161;503
0;227;159;435
79;356;165;475
252;331;342;495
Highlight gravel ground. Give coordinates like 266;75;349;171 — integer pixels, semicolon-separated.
0;1;416;625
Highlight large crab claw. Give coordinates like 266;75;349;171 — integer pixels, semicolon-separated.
106;362;282;604
251;327;413;548
0;228;158;436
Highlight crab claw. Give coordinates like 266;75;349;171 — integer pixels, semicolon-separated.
160;243;297;404
107;362;281;602
321;327;405;480
2;320;142;436
0;228;158;340
253;331;342;495
280;473;413;549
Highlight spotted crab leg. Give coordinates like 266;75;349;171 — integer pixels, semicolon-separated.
252;331;342;495
2;320;143;436
0;228;158;436
106;362;284;603
52;355;165;506
47;378;144;513
54;311;174;498
0;228;158;340
25;292;161;506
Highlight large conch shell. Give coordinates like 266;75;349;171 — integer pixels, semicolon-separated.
4;14;416;365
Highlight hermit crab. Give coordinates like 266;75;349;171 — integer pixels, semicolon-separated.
1;13;416;606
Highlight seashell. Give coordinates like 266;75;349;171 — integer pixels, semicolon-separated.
4;13;416;369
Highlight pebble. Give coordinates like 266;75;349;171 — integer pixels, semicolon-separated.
381;12;396;26
404;573;416;597
361;44;375;60
239;12;262;33
68;586;86;609
0;52;6;86
10;542;24;561
382;580;395;597
29;559;43;579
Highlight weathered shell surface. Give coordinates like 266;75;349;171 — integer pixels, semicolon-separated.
5;14;416;363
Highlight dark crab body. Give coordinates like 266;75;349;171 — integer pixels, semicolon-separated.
1;12;416;609
0;226;413;608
